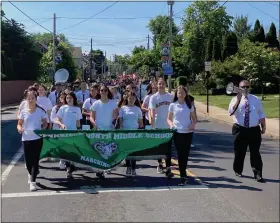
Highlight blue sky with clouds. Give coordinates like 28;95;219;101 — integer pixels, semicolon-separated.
2;1;279;59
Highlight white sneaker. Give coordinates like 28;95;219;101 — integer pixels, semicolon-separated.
28;174;31;184
29;182;37;191
59;160;66;170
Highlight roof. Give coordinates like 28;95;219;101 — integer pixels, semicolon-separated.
72;47;82;58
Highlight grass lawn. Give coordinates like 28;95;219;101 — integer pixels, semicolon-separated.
193;94;279;119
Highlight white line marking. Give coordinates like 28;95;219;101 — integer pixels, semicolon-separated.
2;185;208;198
1;147;24;186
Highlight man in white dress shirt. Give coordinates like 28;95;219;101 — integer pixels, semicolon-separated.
48;83;62;106
76;81;90;124
228;80;266;183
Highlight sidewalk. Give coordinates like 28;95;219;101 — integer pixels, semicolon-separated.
195;101;279;139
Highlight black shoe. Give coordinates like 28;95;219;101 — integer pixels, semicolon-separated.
254;174;265;183
235;172;242;177
96;172;105;179
178;177;188;186
165;168;174;179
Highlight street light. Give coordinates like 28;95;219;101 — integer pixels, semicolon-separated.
167;0;174;93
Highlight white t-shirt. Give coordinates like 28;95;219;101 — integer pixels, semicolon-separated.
169;101;194;133
119;105;143;130
149;92;174;129
75;90;90;103
82;98;97;120
19;107;47;141
142;94;151;120
18;100;28;117
48;90;60;106
90;99;117;130
50;105;60;130
37;96;53;123
57;105;82;130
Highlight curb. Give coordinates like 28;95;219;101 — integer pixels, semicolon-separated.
197;111;279;140
1;104;19;112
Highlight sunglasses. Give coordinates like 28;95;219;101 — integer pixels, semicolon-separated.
100;89;108;92
240;86;250;89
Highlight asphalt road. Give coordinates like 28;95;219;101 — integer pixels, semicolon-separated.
1;108;279;222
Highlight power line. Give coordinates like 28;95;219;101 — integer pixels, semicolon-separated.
57;1;119;32
8;1;52;33
246;2;278;22
27;18;52;29
58;16;153;20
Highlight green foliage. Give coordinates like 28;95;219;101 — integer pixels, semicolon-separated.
233;15;252;40
188;81;207;95
222;31;238;60
212;37;222;61
252;20;266;43
32;33;72;47
175;76;188;87
205;38;213;61
266;23;279;48
39;42;77;83
1;11;42;80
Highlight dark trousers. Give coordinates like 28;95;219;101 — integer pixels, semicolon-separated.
126;159;136;170
157;140;172;168
65;161;75;172
23;138;43;182
232;124;263;176
81;116;93;129
174;132;193;178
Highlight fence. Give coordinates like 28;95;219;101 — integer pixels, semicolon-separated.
1;80;35;105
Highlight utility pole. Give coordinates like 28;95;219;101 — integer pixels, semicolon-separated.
52;13;56;85
167;0;174;93
90;38;93;81
147;34;150;50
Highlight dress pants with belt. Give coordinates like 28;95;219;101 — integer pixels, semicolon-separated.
232;124;263;176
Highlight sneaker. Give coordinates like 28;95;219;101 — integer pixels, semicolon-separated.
131;169;137;176
126;167;132;176
29;182;37;191
96;172;105;179
66;170;73;179
59;160;66;170
165;168;174;179
28;174;31;184
157;163;164;174
178;177;188;186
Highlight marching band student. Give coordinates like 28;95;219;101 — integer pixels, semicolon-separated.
37;85;53;129
17;86;38;119
57;92;82;178
17;90;48;191
82;84;99;128
149;78;174;178
119;91;143;176
167;86;197;185
50;92;67;170
141;83;158;126
48;83;62;106
90;84;118;178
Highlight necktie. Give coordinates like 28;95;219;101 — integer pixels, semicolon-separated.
244;96;249;127
82;93;85;102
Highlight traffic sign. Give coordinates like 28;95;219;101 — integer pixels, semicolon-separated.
205;61;211;71
163;66;173;76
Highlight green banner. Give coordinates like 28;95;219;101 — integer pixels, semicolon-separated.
35;129;174;171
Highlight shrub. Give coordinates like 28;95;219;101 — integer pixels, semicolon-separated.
188;82;207;95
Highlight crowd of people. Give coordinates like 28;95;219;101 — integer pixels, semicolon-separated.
16;77;197;191
16;77;266;192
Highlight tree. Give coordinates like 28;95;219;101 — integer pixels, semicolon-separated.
212;37;222;61
148;15;179;48
233;15;252;40
32;32;72;47
205;38;213;61
39;41;77;83
252;19;265;43
238;39;280;99
222;31;238;60
266;23;279;48
90;49;106;75
1;10;41;80
182;1;232;74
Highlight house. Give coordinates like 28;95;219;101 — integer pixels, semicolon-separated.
35;42;48;54
72;47;84;69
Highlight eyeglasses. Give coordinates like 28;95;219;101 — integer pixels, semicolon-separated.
240;86;250;89
100;89;108;92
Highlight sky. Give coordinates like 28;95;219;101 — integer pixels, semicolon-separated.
2;1;279;59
